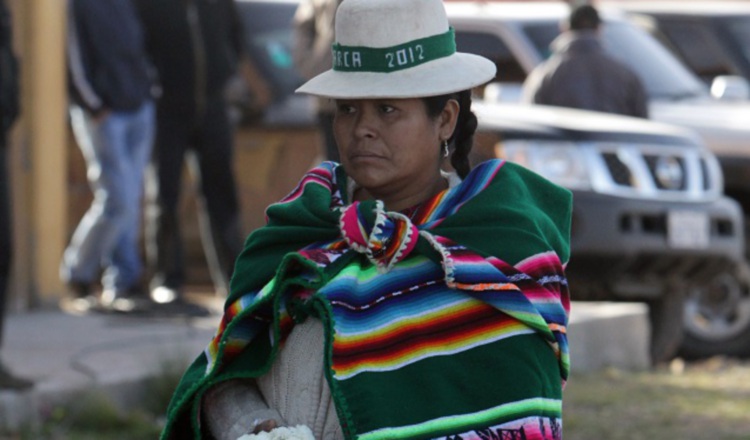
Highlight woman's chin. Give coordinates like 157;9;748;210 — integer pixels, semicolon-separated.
344;160;391;183
353;176;386;193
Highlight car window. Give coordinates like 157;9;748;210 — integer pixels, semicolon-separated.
522;21;707;100
521;23;560;60
656;19;737;82
454;31;527;83
237;1;304;98
722;17;750;69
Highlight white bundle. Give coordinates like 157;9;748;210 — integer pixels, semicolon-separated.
237;425;315;440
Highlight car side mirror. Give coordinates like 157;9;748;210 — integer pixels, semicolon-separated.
483;82;523;103
710;75;750;102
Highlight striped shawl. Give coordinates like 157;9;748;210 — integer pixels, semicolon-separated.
161;159;572;440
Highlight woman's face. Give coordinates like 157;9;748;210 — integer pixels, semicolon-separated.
333;98;458;211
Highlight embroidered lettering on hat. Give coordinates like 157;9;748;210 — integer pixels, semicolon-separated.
331;28;456;73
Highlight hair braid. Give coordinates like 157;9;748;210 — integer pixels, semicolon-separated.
423;90;477;179
449;91;476;179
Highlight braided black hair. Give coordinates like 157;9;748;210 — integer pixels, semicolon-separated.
422;90;477;179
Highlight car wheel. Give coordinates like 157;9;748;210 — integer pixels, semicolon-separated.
679;272;750;359
647;286;685;365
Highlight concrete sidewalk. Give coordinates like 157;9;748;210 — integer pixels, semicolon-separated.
0;305;221;431
0;301;651;432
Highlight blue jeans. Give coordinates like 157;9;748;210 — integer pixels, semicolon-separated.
61;101;155;292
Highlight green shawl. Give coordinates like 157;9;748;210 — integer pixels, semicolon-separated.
162;159;572;439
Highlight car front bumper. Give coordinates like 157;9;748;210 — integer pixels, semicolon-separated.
567;191;744;301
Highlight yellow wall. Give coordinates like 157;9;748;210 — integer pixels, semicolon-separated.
8;0;68;309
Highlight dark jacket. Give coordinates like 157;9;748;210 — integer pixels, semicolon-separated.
0;0;18;141
68;0;153;113
132;0;244;116
522;31;649;119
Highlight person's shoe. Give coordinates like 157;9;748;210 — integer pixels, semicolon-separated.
149;286;212;317
59;281;100;315
101;285;153;314
67;281;92;298
0;362;33;391
150;285;181;304
151;296;212;317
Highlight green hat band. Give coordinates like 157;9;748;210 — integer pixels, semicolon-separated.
331;28;456;73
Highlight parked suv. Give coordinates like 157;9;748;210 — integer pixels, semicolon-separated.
444;1;750;359
234;0;747;362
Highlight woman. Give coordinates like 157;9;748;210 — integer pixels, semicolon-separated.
161;0;572;439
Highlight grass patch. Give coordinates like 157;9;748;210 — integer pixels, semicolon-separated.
140;357;188;415
564;357;750;440
18;391;161;440
11;357;188;440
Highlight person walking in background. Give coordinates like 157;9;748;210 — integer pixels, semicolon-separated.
61;0;155;313
292;0;342;162
132;0;253;306
0;0;32;389
522;4;649;118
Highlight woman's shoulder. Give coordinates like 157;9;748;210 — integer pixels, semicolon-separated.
482;159;571;198
461;159;573;264
469;159;571;200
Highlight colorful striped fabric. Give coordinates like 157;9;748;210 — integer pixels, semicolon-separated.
161;160;573;440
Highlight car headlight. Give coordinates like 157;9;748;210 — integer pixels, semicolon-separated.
496;140;592;190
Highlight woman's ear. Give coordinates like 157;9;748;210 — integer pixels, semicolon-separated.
439;99;460;141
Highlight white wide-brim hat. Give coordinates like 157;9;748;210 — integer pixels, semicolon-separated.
295;0;497;99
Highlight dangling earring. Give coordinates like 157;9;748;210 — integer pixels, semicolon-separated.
442;140;450;158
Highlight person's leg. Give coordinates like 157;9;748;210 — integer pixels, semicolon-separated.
0;142;32;389
0;146;10;345
104;101;155;297
192;96;243;297
145;106;189;295
60;106;133;294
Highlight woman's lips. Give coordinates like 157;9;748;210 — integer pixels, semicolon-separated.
349;151;386;161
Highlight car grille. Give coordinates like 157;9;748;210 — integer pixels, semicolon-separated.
602;152;633;186
592;144;720;201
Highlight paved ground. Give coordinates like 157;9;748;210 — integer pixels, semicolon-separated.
0;299;651;432
0;292;223;431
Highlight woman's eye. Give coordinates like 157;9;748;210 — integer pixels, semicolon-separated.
337;104;356;114
379;105;395;114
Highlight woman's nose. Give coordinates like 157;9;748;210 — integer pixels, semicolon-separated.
353;108;377;139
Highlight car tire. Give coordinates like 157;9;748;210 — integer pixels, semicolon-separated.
647;285;685;365
679;271;750;359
